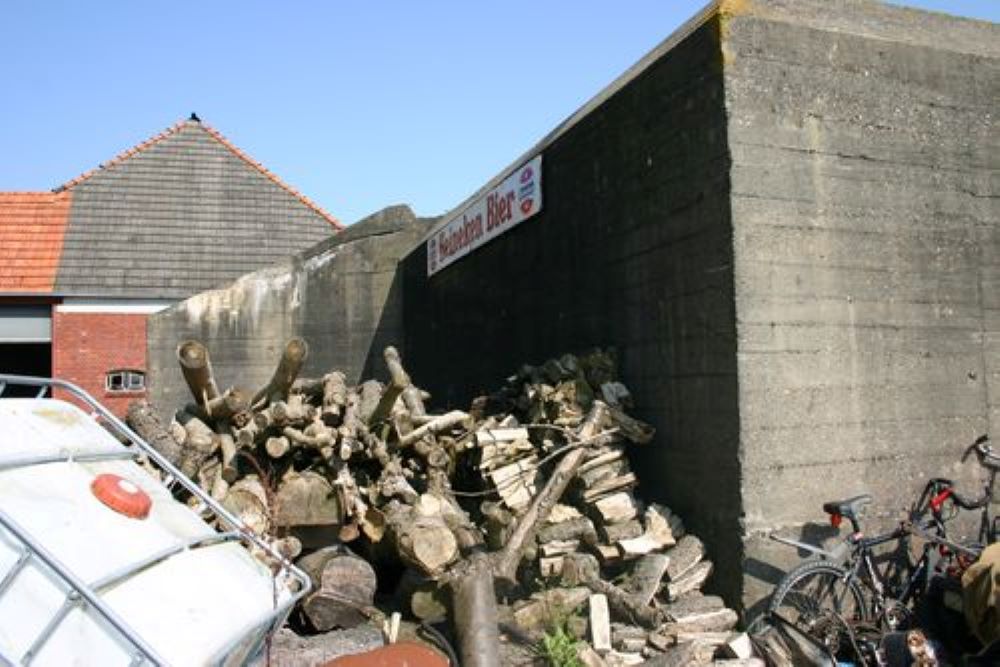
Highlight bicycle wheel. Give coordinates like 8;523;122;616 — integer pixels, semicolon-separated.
768;560;869;657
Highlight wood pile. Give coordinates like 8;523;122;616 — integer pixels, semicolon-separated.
128;340;748;667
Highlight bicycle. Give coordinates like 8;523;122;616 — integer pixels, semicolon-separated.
766;435;999;661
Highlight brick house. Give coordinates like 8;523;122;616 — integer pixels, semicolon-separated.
0;115;340;413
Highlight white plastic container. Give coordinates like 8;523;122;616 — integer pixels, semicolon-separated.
0;395;304;666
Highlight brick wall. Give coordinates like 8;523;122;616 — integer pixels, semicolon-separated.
52;310;148;416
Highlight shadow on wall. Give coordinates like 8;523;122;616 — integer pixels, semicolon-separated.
743;521;841;620
362;267;406;381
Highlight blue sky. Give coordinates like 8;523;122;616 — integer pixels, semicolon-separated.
1;1;996;224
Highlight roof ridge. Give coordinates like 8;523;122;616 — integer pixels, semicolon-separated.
52;117;342;230
198;122;342;229
56;120;188;192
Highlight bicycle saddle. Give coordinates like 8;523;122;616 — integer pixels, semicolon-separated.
822;494;872;520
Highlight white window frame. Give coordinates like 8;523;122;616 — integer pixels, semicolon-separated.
105;369;146;393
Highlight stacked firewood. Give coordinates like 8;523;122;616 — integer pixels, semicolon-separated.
127;340;750;667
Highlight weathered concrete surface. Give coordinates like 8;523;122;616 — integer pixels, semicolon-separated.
144;0;999;617
400;0;999;614
147;206;436;415
402;14;744;606
722;0;1000;612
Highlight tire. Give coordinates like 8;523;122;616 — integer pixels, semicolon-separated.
768;560;868;657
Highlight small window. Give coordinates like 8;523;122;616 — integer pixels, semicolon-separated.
106;370;146;393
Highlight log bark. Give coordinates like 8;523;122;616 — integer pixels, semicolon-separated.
625;553;670;606
176;412;219;479
537;516;598;545
297;548;378;631
273;470;341;528
388;509;459;576
126;399;183;466
397;410;469;448
321;371;348;424
384;346;426;417
176;340;220;406
583;576;667;629
252;337;309;408
222;475;270;535
665;535;705;582
203;386;249;422
450;553;501;667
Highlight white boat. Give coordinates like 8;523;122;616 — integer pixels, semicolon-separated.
0;375;310;666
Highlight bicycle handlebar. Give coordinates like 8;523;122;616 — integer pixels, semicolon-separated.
961;434;1000;470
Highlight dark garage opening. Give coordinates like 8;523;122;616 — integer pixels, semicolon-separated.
0;343;52;397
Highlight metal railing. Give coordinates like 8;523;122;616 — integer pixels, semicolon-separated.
0;374;312;666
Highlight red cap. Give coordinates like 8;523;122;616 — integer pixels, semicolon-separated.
91;473;152;520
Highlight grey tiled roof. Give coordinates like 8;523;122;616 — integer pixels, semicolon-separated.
53;119;339;299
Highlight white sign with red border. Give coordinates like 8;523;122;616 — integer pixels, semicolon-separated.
427;155;542;276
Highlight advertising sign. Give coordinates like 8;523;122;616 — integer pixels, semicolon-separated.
427;155;542;276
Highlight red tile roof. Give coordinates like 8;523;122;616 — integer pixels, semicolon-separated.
0;192;73;292
57;117;342;230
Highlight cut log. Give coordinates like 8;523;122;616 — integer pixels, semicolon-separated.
539;540;579;558
577;447;625;474
599;518;643;543
663;594;725;620
386;506;458;577
126;399;183;466
589;594;612;653
320;371;348;424
608;406;654;445
177;412;219;479
539;555;565;578
490;457;539;513
617;533;663;558
600;381;632;408
476;427;529;446
384;346;427;418
578;459;628;489
642;504;678;550
203;386;249;422
298;549;378;631
512;586;591;632
547;504;584;523
581;473;637;502
492;401;610;587
592;492;638;524
217;433;238;483
624;553;670;606
176;340;220;406
266;435;291;458
537;516;598;545
397;410;469;448
582;576;666;629
592;543;623;566
658;607;738;636
268;626;383;667
274;470;341;528
666;560;713;600
251;337;308;408
665;535;705;582
222;475;270;535
450;553;500;667
355;379;383;425
560;553;600;588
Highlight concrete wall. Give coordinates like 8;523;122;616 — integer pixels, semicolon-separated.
721;0;1000;611
147;206;435;414
402;14;747;604
400;0;999;613
144;0;1000;615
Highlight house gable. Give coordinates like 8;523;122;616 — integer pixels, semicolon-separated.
51;118;340;298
